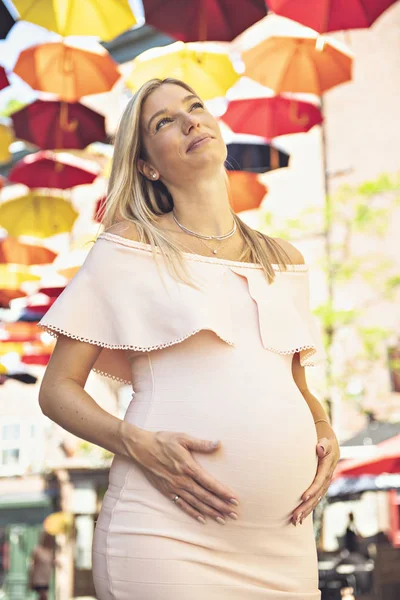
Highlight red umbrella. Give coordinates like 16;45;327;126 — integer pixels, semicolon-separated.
143;0;268;42
334;434;400;478
11;100;106;150
9;150;100;189
267;0;397;33
0;66;9;91
221;96;323;139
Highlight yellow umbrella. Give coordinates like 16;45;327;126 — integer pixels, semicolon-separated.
0;124;13;163
44;512;73;535
242;32;353;95
13;0;136;41
126;41;239;100
0;264;40;289
0;193;78;238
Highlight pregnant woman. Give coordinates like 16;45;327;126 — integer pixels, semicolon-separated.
38;78;340;599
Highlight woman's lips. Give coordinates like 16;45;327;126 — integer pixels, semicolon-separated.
187;136;213;152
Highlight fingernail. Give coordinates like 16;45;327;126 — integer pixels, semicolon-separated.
296;513;303;525
319;445;325;452
197;516;206;524
304;495;311;502
229;512;238;520
229;498;239;506
216;517;226;525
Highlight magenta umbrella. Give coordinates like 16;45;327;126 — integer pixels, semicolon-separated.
142;0;268;42
267;0;397;33
221;96;323;139
0;66;10;91
8;150;100;189
11;100;107;150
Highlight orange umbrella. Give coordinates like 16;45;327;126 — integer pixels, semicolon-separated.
0;237;57;265
227;171;267;212
242;29;353;95
0;322;44;342
14;41;121;102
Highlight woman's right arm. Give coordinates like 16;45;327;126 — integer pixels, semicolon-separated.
38;334;150;459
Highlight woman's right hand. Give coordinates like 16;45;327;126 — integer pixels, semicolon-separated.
128;428;239;525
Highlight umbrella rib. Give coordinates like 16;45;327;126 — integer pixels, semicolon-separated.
217;0;234;40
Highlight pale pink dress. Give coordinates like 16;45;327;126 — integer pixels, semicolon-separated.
38;231;327;600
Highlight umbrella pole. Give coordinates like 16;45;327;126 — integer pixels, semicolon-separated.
320;95;334;424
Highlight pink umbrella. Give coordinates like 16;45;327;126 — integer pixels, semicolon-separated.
0;66;10;91
267;0;397;33
9;150;100;189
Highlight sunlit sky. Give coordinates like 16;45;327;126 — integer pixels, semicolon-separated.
0;0;145;110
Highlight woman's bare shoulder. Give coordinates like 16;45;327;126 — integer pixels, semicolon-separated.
271;237;305;265
103;220;140;241
256;231;305;265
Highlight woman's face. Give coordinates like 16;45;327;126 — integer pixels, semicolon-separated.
139;83;227;183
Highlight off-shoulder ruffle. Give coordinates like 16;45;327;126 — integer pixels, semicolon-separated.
38;234;326;384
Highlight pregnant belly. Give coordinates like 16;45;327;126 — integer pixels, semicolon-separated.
123;373;318;524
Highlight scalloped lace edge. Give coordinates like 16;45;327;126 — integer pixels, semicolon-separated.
38;324;326;382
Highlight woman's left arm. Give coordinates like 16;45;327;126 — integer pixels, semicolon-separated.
290;351;340;526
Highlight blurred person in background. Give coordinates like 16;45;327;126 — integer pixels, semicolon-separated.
28;532;56;600
38;78;340;599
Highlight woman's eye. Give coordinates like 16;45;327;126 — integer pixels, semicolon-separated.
190;101;204;111
155;116;173;131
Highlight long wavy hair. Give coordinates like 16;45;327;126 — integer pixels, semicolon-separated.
99;77;291;284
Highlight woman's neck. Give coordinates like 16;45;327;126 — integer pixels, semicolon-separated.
167;177;234;237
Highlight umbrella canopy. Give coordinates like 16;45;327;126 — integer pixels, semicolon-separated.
0;124;13;163
0;193;78;238
267;0;397;33
225;135;290;173
221;96;323;139
126;41;239;101
9;150;100;189
12;0;137;41
227;171;267;212
11;100;107;150
0;66;10;91
0;322;45;342
242;31;353;95
334;433;400;478
0;289;27;308
142;0;268;42
0;264;40;289
14;41;121;102
327;473;400;501
0;1;15;39
0;237;57;265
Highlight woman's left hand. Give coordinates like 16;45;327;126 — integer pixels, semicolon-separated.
291;433;340;526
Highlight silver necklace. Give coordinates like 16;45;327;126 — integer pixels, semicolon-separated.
172;210;236;241
197;235;232;255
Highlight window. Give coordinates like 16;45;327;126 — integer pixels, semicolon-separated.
0;419;44;476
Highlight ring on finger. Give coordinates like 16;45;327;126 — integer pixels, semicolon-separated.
172;495;180;503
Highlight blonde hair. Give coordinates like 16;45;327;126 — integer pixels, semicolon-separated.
99;77;292;284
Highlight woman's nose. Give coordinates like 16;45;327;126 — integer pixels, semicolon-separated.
182;113;200;134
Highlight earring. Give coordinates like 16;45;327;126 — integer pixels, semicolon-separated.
152;173;157;179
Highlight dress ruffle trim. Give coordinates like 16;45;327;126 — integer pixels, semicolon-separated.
38;235;326;384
